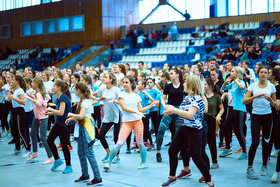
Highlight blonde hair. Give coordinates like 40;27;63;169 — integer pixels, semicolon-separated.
185;75;202;96
233;66;243;80
33;77;46;100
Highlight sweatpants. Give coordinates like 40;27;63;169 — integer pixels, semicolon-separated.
2;100;11;132
248;113;273;167
47;123;72;166
11;107;30;151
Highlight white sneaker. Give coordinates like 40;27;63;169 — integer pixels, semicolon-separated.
271;150;280;157
260;166;267;176
0;137;3;142
271;172;279;183
138;162;148;170
22;151;31;158
14;149;22;155
104;162;111;171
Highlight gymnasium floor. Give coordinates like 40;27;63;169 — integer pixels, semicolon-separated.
0;122;278;187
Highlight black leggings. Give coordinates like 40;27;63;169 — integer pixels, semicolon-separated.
273;115;280;172
248;113;272;167
224;110;247;153
168;126;211;182
205;115;218;164
2;100;11;131
99;122;120;150
47;123;72;166
11;107;30;151
149;111;158;136
143;114;153;144
93;106;102;129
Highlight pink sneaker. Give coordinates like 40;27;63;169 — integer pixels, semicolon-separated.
42;158;55;165
27;153;39;161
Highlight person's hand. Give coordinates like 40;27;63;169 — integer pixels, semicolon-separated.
154;100;160;108
98;96;106;101
47;107;53;112
7;92;13;99
225;77;232;84
216;115;222;125
255;93;266;98
136;111;145;118
65;118;71;125
150;101;157;107
107;99;115;103
264;95;273;103
67;113;74;118
234;78;240;83
163;105;175;116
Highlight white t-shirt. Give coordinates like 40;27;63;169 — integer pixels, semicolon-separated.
24;88;35;112
119;91;142;122
96;86;120;123
12;88;25;108
81;99;93;117
70;84;80;103
248;82;276;115
43;81;53;94
2;84;10;101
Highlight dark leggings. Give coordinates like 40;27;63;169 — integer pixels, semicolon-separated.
11;107;30;151
248;113;272;167
224;110;247;153
2;100;11;131
143;114;153;144
99;122;120;150
24;111;34;142
149;111;158;136
274;115;280;172
93;106;102;130
47;123;72;166
205;115;218;164
169;126;211;182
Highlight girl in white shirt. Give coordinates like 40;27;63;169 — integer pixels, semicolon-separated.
103;75;155;171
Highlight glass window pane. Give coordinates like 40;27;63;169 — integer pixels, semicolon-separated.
42;0;51;4
239;0;246;15
58;18;69;32
229;0;238;16
71;16;83;30
246;0;252;14
46;20;55;33
34;21;43;34
276;0;280;11
252;0;267;14
31;0;40;6
0;1;3;11
22;23;31;36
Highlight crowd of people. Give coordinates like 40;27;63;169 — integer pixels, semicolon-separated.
0;59;279;186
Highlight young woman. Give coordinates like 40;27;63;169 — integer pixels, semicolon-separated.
94;73;121;163
103;76;155;171
8;75;31;156
42;71;54;131
66;82;102;185
204;78;224;169
220;67;248;160
162;75;215;187
70;73;80;139
2;73;13;138
0;75;7;137
243;66;277;180
26;77;54;164
46;80;73;174
156;68;184;162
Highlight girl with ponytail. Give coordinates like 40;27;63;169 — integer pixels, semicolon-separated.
66;82;102;185
25;77;54;164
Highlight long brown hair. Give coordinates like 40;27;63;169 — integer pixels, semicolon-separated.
75;82;90;126
33;77;46;100
15;75;26;92
54;79;71;100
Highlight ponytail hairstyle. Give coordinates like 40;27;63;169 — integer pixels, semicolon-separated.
124;75;136;91
75;82;90;126
171;67;184;85
205;78;219;94
82;74;92;86
15;75;26;92
32;77;46;100
54;79;71;101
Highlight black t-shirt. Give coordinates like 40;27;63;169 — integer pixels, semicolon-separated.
163;83;184;106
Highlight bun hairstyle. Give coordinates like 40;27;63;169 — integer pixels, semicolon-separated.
33;77;46;100
54;79;71;101
124;75;136;90
14;75;26;92
75;82;90;126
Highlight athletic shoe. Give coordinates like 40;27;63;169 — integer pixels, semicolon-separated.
68;145;73;151
51;159;64;171
162;177;177;186
147;144;154;151
271;150;280;157
260;166;267;176
218;142;224;148
247;167;258;180
131;142;137;150
14;149;21;155
199;175;211;183
237;153;248;160
165;142;171;147
57;143;62;150
126;149;131;154
156;153;162;162
27;153;39;161
112;157;120;164
104;162;111;171
144;142;150;147
176;169;191;179
22;150;32;158
101;154;109;163
8;139;15;144
210;163;219;169
75;174;90;182
138;162;148;169
63;166;73;174
235;148;242;154
42;158;54;165
271;172;279;183
87;177;103;185
219;149;232;157
39;142;44;148
205;182;215;187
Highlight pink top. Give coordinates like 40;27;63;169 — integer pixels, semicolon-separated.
33;92;48;119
